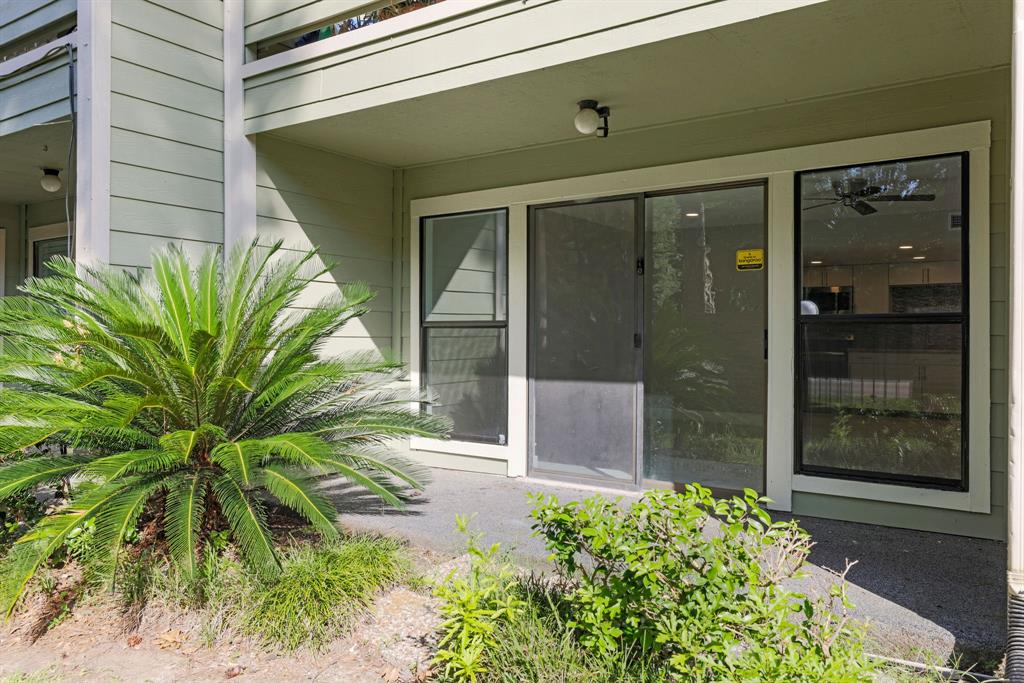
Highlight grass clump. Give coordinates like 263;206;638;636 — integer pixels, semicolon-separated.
244;535;409;651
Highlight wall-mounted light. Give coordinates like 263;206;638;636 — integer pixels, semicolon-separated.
574;99;610;137
40;168;62;193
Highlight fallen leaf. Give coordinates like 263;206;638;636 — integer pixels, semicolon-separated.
155;629;185;650
126;634;142;648
225;664;245;679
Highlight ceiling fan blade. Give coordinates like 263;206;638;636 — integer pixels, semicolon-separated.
852;200;877;216
853;185;883;197
869;194;936;201
802;201;840;211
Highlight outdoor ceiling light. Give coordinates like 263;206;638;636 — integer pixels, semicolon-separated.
898;244;914;249
40;168;61;193
685;212;700;217
574;99;610;137
913;255;926;260
810;260;823;265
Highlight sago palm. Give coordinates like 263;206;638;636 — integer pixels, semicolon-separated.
0;241;447;616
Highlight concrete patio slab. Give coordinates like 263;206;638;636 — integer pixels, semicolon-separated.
323;468;1006;668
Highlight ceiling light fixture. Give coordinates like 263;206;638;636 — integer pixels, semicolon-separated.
574;99;610;137
810;260;823;265
913;256;926;260
40;168;62;193
685;212;700;217
898;245;913;250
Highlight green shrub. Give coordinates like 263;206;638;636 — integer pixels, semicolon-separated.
432;515;525;682
529;485;877;682
244;535;409;651
481;579;668;683
0;241;447;616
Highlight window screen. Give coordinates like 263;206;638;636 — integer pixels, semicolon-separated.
421;209;508;444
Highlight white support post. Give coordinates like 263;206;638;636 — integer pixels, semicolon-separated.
74;0;111;265
223;0;257;249
1009;0;1024;598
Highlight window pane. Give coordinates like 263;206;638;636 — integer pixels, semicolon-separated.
423;327;507;444
34;236;68;278
423;210;507;323
799;155;963;315
799;321;962;483
644;184;766;492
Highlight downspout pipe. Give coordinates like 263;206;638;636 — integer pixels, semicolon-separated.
1009;1;1024;681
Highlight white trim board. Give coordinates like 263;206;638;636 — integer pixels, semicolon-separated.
409;121;992;515
74;0;111;265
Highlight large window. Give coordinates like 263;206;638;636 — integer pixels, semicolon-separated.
420;209;508;444
796;154;967;489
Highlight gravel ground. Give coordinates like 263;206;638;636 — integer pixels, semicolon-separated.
327;467;1007;667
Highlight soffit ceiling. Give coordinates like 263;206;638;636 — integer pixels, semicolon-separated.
266;0;1010;168
0;120;74;204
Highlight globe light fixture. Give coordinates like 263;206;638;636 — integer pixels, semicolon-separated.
40;168;62;193
574;100;610;137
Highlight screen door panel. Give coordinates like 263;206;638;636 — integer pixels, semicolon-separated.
529;199;638;483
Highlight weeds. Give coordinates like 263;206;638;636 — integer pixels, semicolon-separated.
243;535;409;651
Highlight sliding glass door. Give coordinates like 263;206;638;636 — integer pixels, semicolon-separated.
526;182;767;491
643;183;767;492
529;198;640;483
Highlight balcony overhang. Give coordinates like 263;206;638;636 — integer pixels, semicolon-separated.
254;0;1009;169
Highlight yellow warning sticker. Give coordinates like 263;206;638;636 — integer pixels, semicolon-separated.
736;248;764;271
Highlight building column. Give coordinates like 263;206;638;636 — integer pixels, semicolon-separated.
74;0;111;265
223;0;257;250
1008;0;1024;679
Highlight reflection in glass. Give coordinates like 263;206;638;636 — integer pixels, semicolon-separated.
644;184;766;492
797;154;966;487
799;322;962;482
423;210;507;323
423;327;507;444
800;155;963;315
530;199;637;482
33;237;68;278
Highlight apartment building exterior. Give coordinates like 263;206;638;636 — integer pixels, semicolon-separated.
4;0;1024;603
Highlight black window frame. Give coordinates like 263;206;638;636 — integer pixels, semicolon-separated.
793;151;970;491
419;207;510;445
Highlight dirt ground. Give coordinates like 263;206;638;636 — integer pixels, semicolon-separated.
0;549;461;683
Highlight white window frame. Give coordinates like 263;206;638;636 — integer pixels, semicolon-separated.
28;223;72;277
409;121;991;513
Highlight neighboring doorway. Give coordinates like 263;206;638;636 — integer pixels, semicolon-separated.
527;182;768;493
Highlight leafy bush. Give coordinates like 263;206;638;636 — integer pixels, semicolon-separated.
0;242;447;616
432;515;525;682
529;485;876;682
480;578;668;683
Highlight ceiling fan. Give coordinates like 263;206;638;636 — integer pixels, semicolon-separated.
803;178;936;215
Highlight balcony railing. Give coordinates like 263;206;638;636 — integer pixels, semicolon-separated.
253;0;443;60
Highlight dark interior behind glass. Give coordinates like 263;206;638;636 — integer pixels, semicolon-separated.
796;154;967;488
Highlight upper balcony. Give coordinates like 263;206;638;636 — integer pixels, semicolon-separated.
241;0;828;136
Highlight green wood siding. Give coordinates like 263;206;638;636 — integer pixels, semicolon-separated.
0;50;74;138
401;68;1010;540
108;0;225;268
255;134;395;357
0;0;75;49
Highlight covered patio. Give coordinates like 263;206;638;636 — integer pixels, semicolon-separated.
329;467;1007;668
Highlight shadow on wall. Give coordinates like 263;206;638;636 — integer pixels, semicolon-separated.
255;134;398;361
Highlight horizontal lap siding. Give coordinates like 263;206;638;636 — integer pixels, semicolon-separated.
0;0;75;48
402;68;1010;539
255;134;395;358
108;0;224;268
0;51;73;137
